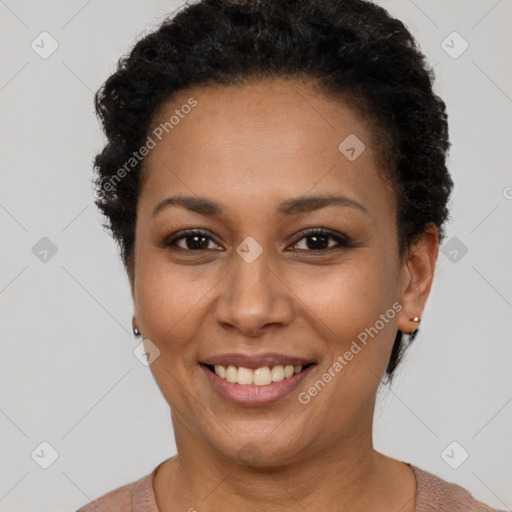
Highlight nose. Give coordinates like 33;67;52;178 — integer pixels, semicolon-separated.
214;247;294;337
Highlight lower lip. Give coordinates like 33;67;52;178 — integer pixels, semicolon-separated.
200;364;316;406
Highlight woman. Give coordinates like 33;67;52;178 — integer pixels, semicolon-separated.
77;0;503;510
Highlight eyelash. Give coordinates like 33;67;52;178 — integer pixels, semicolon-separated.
161;228;353;254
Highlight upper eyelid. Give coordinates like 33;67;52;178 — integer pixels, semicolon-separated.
290;229;352;249
292;227;349;241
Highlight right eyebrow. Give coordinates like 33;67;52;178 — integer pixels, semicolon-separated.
152;196;222;218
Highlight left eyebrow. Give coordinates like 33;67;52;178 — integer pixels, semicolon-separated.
151;193;369;218
276;194;369;216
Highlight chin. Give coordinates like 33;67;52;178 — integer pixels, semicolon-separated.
202;424;314;469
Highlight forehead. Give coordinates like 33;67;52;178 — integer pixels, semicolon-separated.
139;78;393;217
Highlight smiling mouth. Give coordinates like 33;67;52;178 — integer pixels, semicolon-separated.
202;363;316;387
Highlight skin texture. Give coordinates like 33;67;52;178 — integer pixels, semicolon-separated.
130;78;438;512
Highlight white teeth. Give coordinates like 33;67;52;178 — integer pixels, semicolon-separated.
215;365;226;379
284;365;294;378
253;366;272;386
226;365;238;383
237;367;253;385
212;364;306;386
271;365;284;382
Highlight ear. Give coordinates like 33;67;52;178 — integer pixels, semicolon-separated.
396;223;439;334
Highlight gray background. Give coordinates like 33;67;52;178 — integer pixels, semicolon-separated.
0;0;511;510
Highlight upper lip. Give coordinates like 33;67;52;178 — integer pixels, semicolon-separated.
201;352;315;369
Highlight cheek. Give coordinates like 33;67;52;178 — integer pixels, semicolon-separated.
285;256;400;438
134;255;208;349
298;252;398;330
295;253;400;389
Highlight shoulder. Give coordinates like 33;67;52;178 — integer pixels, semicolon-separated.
409;464;505;512
75;468;158;512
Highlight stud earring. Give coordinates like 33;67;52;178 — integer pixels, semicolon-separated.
132;317;141;337
408;316;421;341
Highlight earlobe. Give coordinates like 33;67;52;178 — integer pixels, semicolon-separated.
397;223;439;336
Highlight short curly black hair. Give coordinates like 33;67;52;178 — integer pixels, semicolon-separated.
93;0;453;380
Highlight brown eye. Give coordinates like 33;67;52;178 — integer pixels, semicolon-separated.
163;229;222;252
291;229;353;252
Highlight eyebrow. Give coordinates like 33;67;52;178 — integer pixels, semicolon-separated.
152;193;369;218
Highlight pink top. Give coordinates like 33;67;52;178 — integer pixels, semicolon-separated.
75;459;504;511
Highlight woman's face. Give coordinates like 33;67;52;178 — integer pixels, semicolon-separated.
131;78;432;465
